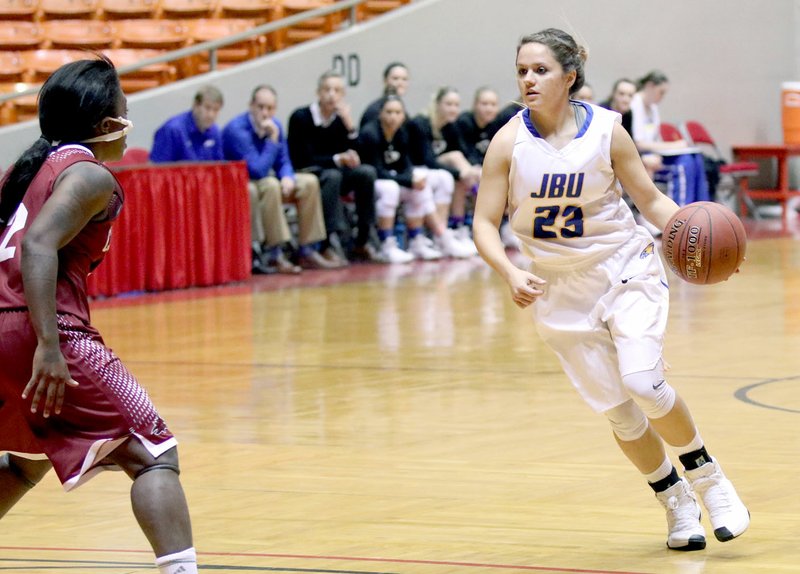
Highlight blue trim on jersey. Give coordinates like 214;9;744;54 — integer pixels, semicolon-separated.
522;101;594;140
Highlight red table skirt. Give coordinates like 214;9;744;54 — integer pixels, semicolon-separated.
88;161;251;298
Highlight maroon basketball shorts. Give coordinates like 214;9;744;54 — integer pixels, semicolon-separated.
0;310;176;491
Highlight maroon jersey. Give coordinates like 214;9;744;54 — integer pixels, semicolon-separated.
0;144;123;322
0;146;175;489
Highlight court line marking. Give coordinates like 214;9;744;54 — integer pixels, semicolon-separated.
734;376;800;413
0;547;654;574
0;556;395;573
122;358;773;385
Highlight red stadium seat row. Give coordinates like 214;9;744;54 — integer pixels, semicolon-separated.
0;0;410;23
1;48;183;124
0;0;412;126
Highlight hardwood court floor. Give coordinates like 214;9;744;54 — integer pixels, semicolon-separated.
1;217;799;574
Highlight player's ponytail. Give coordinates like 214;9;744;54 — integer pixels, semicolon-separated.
0;137;51;228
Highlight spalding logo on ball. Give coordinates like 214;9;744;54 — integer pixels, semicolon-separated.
662;201;746;285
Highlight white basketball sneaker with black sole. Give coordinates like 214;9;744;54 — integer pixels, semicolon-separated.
655;478;707;551
685;458;750;542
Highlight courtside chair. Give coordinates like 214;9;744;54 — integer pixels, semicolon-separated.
106;146;150;166
682;119;761;218
651;121;684;200
659;121;683;143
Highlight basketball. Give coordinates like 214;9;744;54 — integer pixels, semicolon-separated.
662;201;747;285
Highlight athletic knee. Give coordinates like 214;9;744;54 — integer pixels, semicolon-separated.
105;439;181;480
622;361;676;419
132;448;181;481
1;454;51;488
405;188;434;219
375;180;400;216
605;399;649;441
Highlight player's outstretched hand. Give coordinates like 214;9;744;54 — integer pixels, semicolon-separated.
507;267;546;309
22;344;79;418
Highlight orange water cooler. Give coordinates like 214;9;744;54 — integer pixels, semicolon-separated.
782;82;800;143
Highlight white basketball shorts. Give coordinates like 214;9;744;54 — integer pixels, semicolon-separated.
531;228;670;413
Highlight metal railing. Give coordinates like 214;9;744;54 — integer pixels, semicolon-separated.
0;0;371;105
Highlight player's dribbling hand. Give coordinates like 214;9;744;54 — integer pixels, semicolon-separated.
22;344;79;418
507;268;546;309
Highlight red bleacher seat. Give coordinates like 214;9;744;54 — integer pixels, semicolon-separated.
0;21;45;51
0;0;40;21
103;48;178;93
99;0;159;19
37;0;100;20
42;19;115;49
187;18;266;72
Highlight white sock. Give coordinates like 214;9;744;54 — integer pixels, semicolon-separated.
672;432;704;456
644;456;674;484
155;547;197;574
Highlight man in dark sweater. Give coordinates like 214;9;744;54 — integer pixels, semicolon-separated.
288;71;379;262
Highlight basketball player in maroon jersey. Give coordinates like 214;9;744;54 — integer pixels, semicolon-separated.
0;58;197;574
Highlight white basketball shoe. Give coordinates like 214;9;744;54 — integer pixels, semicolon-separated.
655;478;707;551
685;458;750;542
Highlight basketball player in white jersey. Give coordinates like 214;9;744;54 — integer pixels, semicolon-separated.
473;28;749;551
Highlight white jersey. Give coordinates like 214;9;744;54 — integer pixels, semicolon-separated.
509;102;637;269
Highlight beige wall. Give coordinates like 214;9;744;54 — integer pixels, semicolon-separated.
0;0;797;165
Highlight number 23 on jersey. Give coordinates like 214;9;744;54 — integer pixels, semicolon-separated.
531;172;584;239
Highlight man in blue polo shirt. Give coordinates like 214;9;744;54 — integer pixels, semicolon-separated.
222;85;345;274
150;85;225;162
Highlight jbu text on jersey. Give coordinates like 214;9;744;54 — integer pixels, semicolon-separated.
532;173;585;198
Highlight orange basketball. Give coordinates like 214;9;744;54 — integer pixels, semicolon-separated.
662;201;747;285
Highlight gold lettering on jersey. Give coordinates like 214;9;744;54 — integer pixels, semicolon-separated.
532;173;584;199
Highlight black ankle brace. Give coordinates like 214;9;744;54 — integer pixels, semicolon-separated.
649;466;681;493
679;447;711;471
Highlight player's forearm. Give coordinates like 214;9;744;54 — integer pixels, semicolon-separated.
639;192;680;232
20;244;60;346
473;217;518;282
